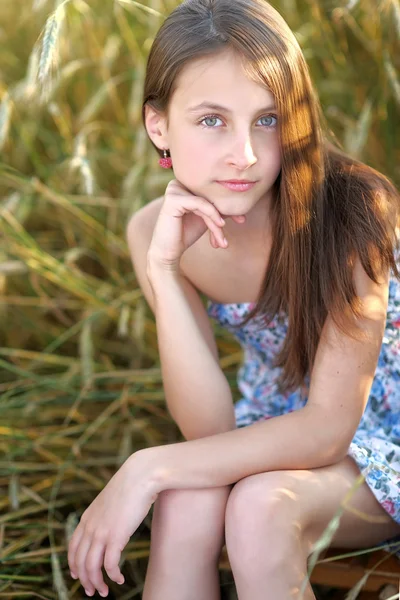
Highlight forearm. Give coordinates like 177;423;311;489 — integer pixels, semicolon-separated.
147;260;236;440
146;406;345;492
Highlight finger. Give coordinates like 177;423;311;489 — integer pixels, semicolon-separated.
68;524;85;579
168;194;226;229
221;214;246;224
104;542;125;585
198;201;226;229
76;532;96;596
209;229;218;249
85;540;108;597
197;212;227;247
231;215;246;224
204;214;226;247
211;231;220;248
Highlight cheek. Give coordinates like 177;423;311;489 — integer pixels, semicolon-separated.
170;132;212;180
265;138;281;176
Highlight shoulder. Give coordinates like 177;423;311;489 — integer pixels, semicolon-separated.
126;194;201;280
352;254;389;321
125;197;220;359
125;194;211;295
125;194;215;289
126;195;164;237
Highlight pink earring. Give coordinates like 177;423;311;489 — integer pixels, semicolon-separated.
158;149;173;169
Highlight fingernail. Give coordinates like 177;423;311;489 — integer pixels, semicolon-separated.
220;217;225;225
85;590;92;597
223;237;228;245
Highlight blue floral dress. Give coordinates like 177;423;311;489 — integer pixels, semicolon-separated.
206;267;400;558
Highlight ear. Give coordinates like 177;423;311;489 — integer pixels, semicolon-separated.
144;103;169;151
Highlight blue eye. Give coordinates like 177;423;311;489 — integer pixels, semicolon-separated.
200;115;223;127
198;114;278;129
258;115;278;128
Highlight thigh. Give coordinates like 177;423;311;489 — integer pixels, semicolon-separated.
303;455;400;550
229;456;400;552
282;455;400;550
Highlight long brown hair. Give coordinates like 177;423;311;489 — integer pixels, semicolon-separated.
142;0;400;393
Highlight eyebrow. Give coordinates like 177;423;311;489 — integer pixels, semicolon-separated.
187;102;277;114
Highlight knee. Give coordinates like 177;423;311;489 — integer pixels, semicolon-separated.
152;486;231;550
225;472;304;549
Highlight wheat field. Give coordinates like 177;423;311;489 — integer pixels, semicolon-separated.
0;0;399;598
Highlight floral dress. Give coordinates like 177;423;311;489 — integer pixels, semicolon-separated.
206;268;400;558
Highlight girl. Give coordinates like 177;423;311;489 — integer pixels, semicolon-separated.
68;1;400;598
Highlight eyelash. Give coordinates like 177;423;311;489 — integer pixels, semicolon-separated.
197;113;278;129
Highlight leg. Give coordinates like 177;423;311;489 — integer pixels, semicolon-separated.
224;456;400;600
143;485;232;600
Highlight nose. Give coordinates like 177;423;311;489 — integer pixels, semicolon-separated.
227;133;258;170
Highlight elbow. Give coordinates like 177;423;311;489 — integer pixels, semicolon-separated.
321;443;350;466
331;436;355;464
303;407;356;467
327;424;360;464
180;420;237;442
318;433;354;467
175;412;237;441
319;435;356;468
302;430;349;469
312;442;345;468
168;380;236;441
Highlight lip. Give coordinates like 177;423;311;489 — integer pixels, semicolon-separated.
218;179;256;184
217;180;257;192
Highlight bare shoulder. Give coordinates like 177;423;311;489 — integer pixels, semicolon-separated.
125;196;220;359
126;195;267;304
125;193;206;296
126;196;164;236
126;194;206;283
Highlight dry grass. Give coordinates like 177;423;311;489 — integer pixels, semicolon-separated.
0;0;399;597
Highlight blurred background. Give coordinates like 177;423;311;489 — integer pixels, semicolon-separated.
0;0;399;598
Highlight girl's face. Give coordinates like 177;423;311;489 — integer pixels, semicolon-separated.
148;49;282;220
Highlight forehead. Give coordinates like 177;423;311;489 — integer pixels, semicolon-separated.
171;49;275;111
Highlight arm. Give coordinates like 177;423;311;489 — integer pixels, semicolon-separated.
126;202;236;440
141;256;389;492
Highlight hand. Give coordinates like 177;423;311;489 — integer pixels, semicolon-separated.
147;178;246;270
67;451;161;597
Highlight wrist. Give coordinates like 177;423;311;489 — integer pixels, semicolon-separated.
147;251;180;278
146;255;183;294
127;447;170;497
